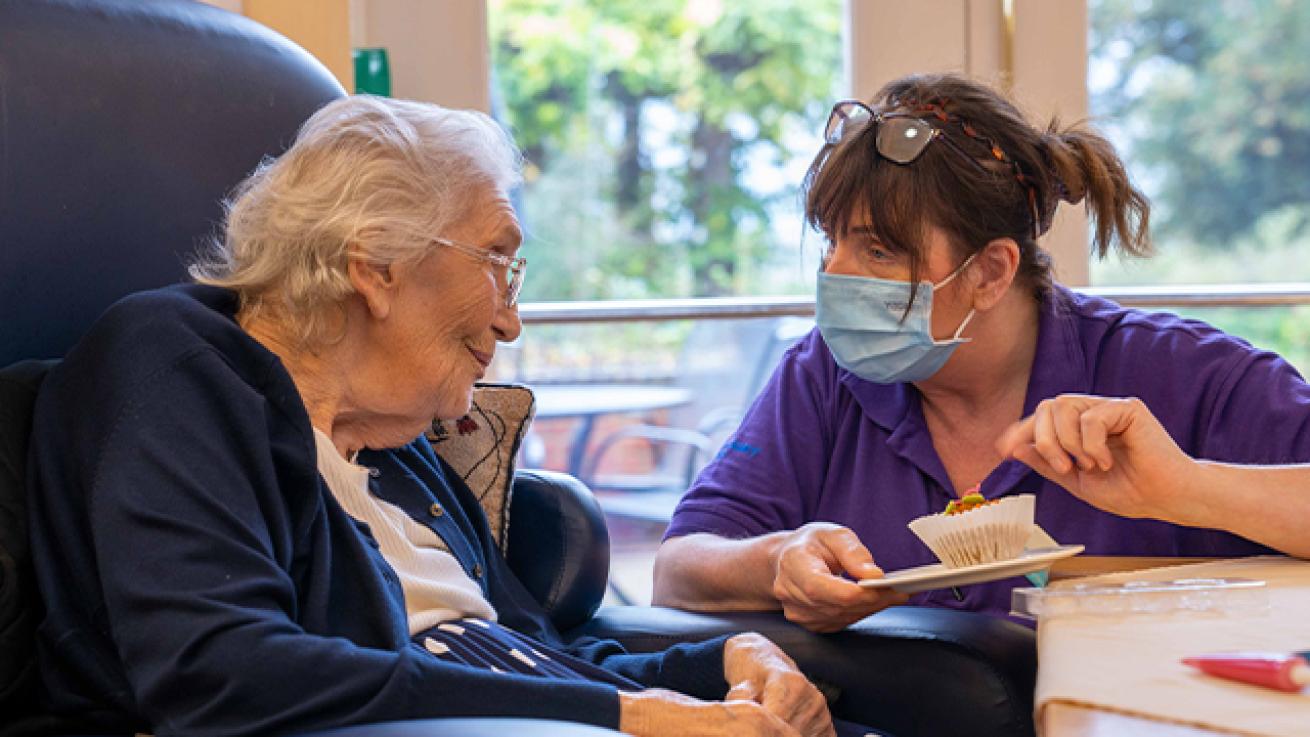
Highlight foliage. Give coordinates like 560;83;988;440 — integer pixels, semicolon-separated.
489;0;841;299
1090;0;1310;251
1089;0;1310;372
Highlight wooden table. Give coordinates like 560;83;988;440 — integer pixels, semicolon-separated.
1035;557;1310;737
1047;556;1224;582
1042;557;1234;736
531;384;692;478
1044;702;1232;736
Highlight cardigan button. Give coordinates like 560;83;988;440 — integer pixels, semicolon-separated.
472;563;484;579
429;503;444;518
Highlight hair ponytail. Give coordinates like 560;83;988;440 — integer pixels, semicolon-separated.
1041;124;1152;260
805;73;1153;301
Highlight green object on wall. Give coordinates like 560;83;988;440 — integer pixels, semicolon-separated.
352;48;391;96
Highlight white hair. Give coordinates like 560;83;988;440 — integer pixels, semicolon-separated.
190;95;522;345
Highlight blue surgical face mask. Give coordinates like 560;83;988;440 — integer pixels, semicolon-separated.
815;255;976;384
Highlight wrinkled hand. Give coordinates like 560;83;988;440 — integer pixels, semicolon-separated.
723;632;834;737
618;687;799;737
771;522;908;633
996;394;1197;524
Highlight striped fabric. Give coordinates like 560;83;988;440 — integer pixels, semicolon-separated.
416;617;639;689
413;619;886;736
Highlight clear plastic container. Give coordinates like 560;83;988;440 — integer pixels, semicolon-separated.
1011;577;1269;621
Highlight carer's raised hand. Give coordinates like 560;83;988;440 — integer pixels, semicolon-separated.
770;522;908;633
995;394;1196;524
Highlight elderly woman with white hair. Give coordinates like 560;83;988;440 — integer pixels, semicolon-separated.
26;97;865;737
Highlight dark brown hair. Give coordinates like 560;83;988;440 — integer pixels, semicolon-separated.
804;72;1151;301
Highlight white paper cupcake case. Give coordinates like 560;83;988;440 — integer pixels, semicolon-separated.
907;494;1036;568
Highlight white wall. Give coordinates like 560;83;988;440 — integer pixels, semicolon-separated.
353;0;491;112
202;0;491;112
200;0;242;13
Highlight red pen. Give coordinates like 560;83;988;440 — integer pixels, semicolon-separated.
1182;651;1310;693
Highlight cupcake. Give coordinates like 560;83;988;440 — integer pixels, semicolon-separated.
908;491;1036;568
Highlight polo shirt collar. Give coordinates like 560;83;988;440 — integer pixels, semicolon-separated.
1020;284;1090;414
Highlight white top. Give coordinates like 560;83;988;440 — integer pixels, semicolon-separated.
312;428;497;634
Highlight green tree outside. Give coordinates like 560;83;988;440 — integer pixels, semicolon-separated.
1090;0;1310;373
488;2;1310;377
489;0;841;301
1090;0;1310;254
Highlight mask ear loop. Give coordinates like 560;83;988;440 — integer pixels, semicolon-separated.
932;252;977;290
950;308;977;341
932;252;979;342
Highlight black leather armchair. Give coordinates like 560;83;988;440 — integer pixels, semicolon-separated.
510;473;1037;737
0;2;616;734
0;2;1037;736
2;362;1035;737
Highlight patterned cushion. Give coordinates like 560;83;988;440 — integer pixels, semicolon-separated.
425;383;536;554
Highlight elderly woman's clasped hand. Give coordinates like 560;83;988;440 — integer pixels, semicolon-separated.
619;633;835;737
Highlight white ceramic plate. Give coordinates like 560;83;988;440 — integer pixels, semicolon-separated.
857;544;1086;594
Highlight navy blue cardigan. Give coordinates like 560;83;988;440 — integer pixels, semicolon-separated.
27;284;727;736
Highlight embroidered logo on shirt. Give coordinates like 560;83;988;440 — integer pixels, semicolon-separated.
717;440;762;460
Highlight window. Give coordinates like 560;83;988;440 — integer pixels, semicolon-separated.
483;2;844;603
1089;0;1310;369
487;0;843;301
1089;0;1310;287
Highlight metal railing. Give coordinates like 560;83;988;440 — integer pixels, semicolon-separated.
518;283;1310;324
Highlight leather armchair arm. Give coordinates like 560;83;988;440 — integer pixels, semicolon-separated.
303;718;623;736
506;470;610;632
568;605;1037;737
2;718;624;737
504;473;1036;736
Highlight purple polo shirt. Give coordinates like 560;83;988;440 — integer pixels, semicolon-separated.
666;285;1307;619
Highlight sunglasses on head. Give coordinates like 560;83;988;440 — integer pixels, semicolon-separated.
823;99;1043;240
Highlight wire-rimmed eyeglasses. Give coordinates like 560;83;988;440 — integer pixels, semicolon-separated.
825;99;977;164
431;236;526;308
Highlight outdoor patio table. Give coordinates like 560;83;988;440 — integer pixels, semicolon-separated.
531;384;693;478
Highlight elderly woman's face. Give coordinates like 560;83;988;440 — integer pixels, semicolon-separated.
352;188;523;436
